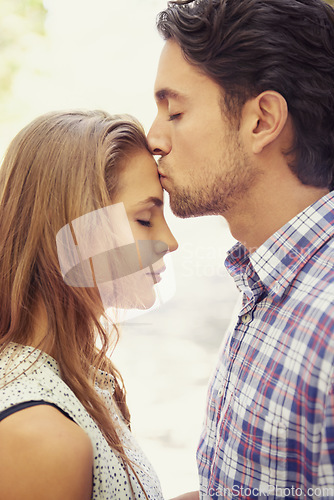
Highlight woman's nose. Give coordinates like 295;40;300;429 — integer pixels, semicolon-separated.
154;226;178;255
147;117;171;156
167;231;178;253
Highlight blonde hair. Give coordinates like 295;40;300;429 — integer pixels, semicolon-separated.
0;110;150;491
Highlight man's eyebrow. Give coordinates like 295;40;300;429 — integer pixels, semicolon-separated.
155;88;187;102
137;196;163;208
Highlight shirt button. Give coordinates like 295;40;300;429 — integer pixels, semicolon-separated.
241;313;252;324
218;388;224;397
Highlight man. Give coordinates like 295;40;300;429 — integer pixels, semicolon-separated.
147;0;334;498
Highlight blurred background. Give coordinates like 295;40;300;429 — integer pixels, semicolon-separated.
6;0;333;497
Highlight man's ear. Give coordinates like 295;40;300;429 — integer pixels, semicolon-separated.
242;91;288;154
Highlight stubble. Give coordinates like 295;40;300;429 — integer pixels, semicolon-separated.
166;134;261;219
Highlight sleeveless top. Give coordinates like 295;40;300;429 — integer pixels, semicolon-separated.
0;343;164;500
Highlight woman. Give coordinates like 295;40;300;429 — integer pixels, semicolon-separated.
0;110;178;499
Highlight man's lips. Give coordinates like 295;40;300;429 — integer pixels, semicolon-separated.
157;158;166;177
158;170;169;190
159;175;169;190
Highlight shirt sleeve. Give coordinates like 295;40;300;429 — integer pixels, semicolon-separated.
317;375;334;496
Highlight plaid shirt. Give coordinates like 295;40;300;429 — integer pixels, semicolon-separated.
197;192;334;499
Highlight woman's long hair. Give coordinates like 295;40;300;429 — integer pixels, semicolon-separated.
0;110;150;489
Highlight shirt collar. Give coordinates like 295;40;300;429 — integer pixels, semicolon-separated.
4;342;114;394
226;191;334;301
1;343;61;386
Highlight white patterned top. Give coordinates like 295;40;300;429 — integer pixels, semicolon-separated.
0;343;164;500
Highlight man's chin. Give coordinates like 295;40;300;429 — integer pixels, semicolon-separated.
169;195;201;219
170;194;222;219
171;207;192;218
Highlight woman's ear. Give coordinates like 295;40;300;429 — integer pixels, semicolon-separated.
242;91;288;155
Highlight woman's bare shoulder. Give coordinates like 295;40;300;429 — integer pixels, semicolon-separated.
0;404;93;500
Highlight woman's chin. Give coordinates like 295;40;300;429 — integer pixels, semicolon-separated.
99;284;157;311
129;289;157;310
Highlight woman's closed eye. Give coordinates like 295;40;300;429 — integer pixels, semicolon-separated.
136;219;152;227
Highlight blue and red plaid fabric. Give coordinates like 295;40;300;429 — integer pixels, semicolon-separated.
197;192;334;499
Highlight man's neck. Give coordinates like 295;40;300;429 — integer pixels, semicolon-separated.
225;181;329;253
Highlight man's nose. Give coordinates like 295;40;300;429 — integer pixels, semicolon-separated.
147;117;171;156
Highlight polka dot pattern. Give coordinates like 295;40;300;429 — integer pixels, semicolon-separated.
0;343;164;499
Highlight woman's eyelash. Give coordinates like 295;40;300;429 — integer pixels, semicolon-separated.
168;113;182;121
136;219;152;227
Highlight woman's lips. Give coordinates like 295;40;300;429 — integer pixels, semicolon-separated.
145;266;166;283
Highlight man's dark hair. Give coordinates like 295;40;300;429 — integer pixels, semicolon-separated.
157;0;334;190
